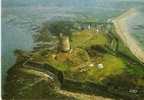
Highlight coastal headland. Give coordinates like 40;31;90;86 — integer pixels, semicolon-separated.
3;10;144;100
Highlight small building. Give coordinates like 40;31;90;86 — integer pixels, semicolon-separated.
97;63;104;69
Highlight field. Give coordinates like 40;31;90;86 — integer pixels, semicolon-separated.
30;29;128;84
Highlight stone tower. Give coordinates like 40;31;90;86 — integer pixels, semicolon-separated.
59;33;70;52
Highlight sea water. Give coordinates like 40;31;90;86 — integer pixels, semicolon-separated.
127;10;144;50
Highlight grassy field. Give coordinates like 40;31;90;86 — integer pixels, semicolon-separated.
30;29;126;84
71;29;107;48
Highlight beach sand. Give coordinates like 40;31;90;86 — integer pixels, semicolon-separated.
113;8;144;63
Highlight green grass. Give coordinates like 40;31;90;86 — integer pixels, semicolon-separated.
71;29;107;49
63;53;125;84
86;54;125;83
31;29;126;84
82;34;107;48
31;28;144;86
71;30;93;48
45;48;90;71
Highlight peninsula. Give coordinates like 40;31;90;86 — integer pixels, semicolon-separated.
4;9;144;100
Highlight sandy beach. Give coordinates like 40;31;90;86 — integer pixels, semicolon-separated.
113;8;144;63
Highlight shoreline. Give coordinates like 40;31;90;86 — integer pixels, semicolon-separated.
113;9;144;63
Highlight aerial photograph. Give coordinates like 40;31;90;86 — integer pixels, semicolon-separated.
2;0;144;100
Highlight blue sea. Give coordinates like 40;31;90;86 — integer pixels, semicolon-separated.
2;0;144;85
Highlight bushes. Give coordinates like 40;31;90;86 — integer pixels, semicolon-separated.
86;45;107;57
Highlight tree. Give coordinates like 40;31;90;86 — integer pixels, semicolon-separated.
48;20;78;52
48;20;77;37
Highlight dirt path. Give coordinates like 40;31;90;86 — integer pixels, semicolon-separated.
113;8;144;63
58;90;113;100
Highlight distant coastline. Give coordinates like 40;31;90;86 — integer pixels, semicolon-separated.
113;8;144;63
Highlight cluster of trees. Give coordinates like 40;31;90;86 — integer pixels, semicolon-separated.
48;20;78;38
33;20;79;51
